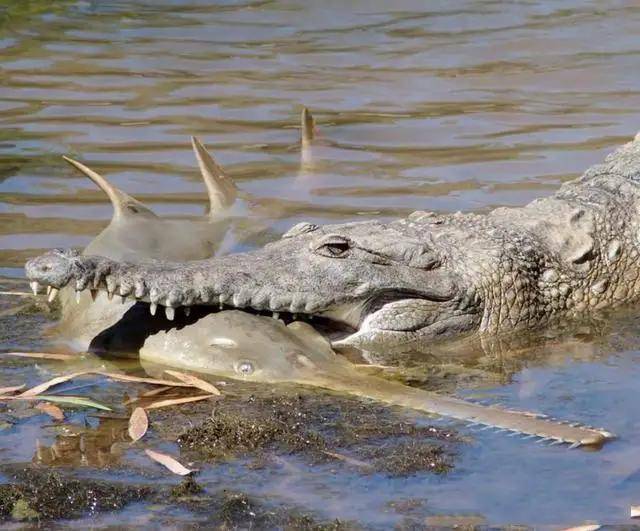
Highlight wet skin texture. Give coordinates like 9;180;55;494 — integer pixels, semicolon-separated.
27;133;640;350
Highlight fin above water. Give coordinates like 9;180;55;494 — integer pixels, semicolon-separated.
63;156;156;221
190;136;237;216
301;106;315;147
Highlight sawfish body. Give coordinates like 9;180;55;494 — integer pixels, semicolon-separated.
55;138;237;350
140;310;613;448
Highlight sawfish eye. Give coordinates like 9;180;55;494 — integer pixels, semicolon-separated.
236;360;254;376
314;235;352;258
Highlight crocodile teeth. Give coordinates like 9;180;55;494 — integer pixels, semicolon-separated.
90;289;98;301
46;286;52;296
150;303;157;316
47;287;59;303
30;281;39;295
134;281;145;299
75;290;81;304
165;306;175;321
569;441;582;449
184;307;191;317
272;312;280;320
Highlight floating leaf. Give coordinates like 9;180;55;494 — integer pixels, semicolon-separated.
145;449;193;476
164;370;221;395
93;371;193;388
35;402;64;421
0;384;25;395
145;395;215;410
34;395;112;411
123;386;173;406
3;351;76;361
19;371;91;397
128;407;148;442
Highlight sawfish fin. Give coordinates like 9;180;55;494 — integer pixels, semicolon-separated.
301;106;315;147
63;156;156;221
190;136;237;217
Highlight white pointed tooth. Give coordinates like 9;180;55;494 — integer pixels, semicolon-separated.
292;313;298;320
150;303;157;316
134;281;145;299
75;290;81;304
46;286;52;296
549;440;564;446
47;287;59;303
184;307;191;317
232;294;241;307
568;441;582;449
165;306;175;321
90;289;98;301
272;312;280;320
30;281;39;295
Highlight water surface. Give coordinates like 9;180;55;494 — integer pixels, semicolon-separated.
2;0;640;527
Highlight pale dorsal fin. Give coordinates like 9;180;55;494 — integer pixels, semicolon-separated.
301;106;315;148
63;156;156;221
190;137;237;216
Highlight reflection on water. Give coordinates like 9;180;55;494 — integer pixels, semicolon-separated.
2;0;640;526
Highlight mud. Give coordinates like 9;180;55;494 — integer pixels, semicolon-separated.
172;381;461;477
0;467;152;522
0;467;357;528
199;490;356;531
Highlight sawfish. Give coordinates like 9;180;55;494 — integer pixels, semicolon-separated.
140;310;614;449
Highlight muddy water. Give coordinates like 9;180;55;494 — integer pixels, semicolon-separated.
2;0;640;527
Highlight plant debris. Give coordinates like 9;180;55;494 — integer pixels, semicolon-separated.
0;468;152;521
128;407;148;442
1;351;76;361
164;370;221;395
34;402;64;421
145;394;217;410
145;448;194;476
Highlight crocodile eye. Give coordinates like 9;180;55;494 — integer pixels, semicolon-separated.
236;360;254;376
314;235;352;258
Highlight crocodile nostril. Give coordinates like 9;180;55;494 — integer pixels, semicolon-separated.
40;265;51;272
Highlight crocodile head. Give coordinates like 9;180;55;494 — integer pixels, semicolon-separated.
26;215;483;349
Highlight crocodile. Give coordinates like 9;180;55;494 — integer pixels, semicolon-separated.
24;117;634;449
26;132;640;351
